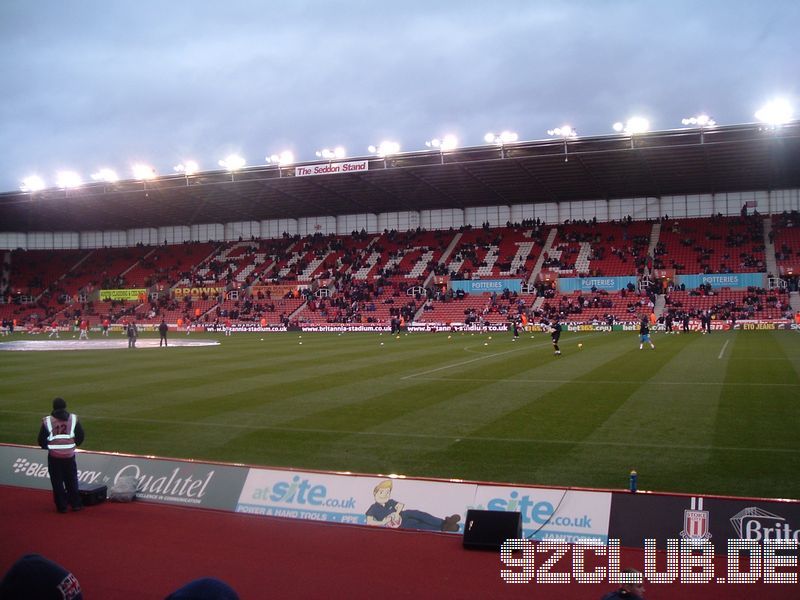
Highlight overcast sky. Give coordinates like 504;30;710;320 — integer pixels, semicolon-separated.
0;0;797;194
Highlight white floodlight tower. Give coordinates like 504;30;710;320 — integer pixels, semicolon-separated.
218;155;246;182
132;164;157;191
681;114;716;143
424;135;458;164
755;99;794;128
368;141;400;167
174;161;199;186
20;175;46;193
546;126;577;162
266;151;294;176
315;147;346;162
55;171;83;190
484;131;518;158
613;117;650;148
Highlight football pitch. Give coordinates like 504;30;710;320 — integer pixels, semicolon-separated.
1;329;799;500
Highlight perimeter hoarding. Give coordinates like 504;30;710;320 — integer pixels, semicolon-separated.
609;492;800;549
235;470;475;529
0;446;247;511
0;445;612;539
235;467;612;539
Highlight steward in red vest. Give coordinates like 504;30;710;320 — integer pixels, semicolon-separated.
38;397;85;513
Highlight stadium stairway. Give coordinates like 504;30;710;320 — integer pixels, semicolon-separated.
790;291;800;313
647;221;661;258
654;293;666;318
527;227;558;284
763;216;779;276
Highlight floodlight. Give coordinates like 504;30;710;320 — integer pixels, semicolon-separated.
613;117;649;134
267;151;294;166
368;141;400;157
485;131;519;145
755;99;794;126
218;155;246;171
681;115;715;127
425;136;457;151
132;164;157;180
546;126;577;138
55;171;83;189
316;147;346;160
20;175;46;192
174;161;199;176
91;168;119;183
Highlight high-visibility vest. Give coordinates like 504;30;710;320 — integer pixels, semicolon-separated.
43;414;78;458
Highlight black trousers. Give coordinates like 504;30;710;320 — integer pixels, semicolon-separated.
48;455;82;511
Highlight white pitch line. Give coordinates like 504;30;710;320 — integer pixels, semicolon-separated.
400;334;592;380
1;409;797;454
718;339;730;360
408;376;799;387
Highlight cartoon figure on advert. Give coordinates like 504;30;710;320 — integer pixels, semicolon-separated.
365;479;461;532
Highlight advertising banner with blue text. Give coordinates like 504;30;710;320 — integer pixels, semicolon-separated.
235;469;475;530
558;277;638;292
450;279;523;294
0;445;248;511
471;486;612;543
676;273;765;289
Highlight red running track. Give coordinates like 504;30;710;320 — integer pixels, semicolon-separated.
0;485;795;599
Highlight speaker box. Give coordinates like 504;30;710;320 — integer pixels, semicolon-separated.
78;483;107;506
462;509;522;550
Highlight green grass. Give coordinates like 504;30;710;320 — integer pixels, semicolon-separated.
1;329;799;499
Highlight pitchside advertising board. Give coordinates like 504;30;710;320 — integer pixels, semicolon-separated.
609;492;800;549
0;445;247;510
235;468;611;542
0;444;610;541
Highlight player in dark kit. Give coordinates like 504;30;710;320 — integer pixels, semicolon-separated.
550;320;562;355
159;318;169;347
38;398;85;513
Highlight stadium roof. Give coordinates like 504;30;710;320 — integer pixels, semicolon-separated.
1;122;799;233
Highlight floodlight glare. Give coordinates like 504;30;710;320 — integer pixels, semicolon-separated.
174;161;199;176
614;117;649;134
485;131;519;145
316;147;346;160
91;168;119;183
20;175;46;192
132;164;157;180
425;136;457;151
681;115;715;127
546;126;577;138
368;141;400;157
218;155;246;171
55;171;83;189
267;151;294;166
755;99;794;126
